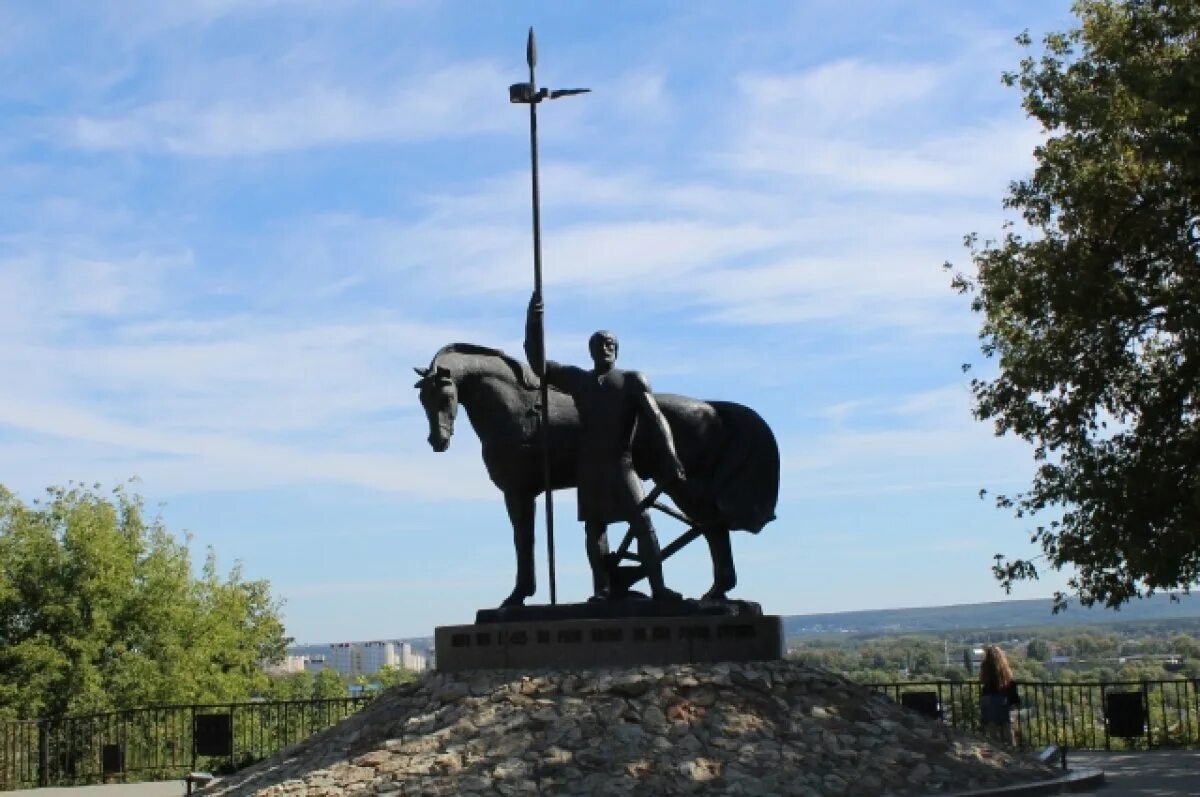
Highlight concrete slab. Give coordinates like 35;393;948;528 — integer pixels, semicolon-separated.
12;743;1200;796
1065;750;1200;796
10;781;196;796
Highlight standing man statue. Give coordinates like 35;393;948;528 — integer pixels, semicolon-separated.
525;293;686;602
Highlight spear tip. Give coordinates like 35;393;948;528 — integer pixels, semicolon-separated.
526;27;537;68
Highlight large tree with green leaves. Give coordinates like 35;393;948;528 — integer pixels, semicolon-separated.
0;483;289;718
955;0;1200;609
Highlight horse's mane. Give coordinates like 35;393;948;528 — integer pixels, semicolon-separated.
429;343;541;391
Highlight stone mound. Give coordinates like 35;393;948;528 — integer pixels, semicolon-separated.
202;661;1057;796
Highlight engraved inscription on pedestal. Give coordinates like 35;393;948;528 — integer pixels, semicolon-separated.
435;614;783;672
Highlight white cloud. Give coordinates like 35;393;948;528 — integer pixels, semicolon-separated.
0;249;189;337
96;0;426;39
782;384;1034;497
0;388;495;500
607;70;673;126
541;220;788;290
388;156;1001;332
736;59;944;132
420;164;784;227
736;117;1043;195
4;315;479;429
71;61;512;156
725;54;1043;197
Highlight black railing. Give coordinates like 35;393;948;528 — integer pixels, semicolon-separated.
9;679;1197;788
865;678;1200;751
0;697;372;791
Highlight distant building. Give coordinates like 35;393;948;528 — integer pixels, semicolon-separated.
398;642;427;673
325;641;428;677
329;642;361;676
263;655;307;675
361;641;397;674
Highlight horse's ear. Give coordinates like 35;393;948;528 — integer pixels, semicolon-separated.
414;366;430;377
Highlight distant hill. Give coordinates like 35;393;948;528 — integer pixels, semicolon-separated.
284;597;1199;654
784;594;1200;637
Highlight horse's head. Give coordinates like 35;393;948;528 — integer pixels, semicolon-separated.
413;365;457;452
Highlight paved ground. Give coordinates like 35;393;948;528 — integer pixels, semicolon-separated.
14;782;189;796
11;752;1200;795
1066;750;1200;796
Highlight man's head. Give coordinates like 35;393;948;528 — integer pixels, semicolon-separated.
588;330;618;371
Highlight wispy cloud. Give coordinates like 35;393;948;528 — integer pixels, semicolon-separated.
72;62;512;156
735;118;1043;195
401;164;999;332
725;54;1043;197
782;384;1035;497
736;59;945;131
93;0;428;42
0;388;495;499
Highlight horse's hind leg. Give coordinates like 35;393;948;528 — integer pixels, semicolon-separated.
501;492;537;608
702;526;737;601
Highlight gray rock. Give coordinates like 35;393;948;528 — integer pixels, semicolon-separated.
822;773;848;794
909;761;933;782
492;758;531;781
688;685;718;707
641;705;667;728
609;678;650;699
610;722;646;745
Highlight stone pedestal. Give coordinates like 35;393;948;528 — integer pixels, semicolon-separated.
475;596;763;624
434;611;782;673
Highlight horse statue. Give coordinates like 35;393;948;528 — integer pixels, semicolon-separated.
414;343;779;607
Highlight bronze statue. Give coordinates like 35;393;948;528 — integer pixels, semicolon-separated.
524;294;685;602
414;343;779;608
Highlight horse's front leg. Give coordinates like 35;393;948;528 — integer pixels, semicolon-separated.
702;526;737;602
501;491;537;607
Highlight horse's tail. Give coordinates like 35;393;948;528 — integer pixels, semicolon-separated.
708;401;779;533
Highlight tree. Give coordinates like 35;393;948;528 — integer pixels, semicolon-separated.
1026;638;1052;662
313;667;348;699
953;0;1200;609
268;670;315;700
1170;632;1200;659
941;666;969;682
374;664;419;689
0;483;289;718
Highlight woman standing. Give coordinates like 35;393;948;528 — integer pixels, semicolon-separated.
979;645;1020;745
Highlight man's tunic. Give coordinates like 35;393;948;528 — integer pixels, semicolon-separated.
542;362;649;525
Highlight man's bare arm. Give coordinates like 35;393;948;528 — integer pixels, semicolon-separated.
632;373;686;484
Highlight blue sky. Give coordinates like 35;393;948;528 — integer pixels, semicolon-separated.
0;1;1083;642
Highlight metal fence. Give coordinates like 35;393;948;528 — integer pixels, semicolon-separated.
866;678;1200;751
8;679;1198;788
0;697;372;791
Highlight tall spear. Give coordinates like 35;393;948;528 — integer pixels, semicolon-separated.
509;28;589;605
